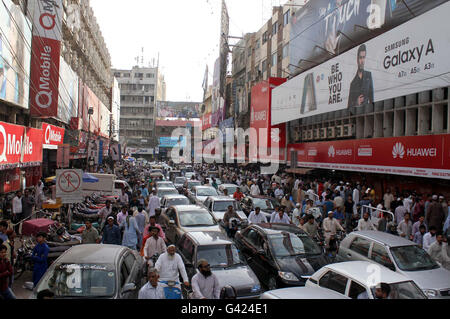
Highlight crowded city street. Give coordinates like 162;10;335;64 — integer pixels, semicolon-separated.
1;0;450;303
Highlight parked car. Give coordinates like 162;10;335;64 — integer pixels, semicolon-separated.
306;261;427;299
156;187;179;200
260;286;350;299
176;231;261;299
155;181;176;190
164;205;221;244
218;184;239;198
160;194;190;210
174;177;187;190
187;186;219;205
337;231;450;298
203;196;247;221
234;223;330;290
29;245;145;299
240;196;281;220
182;180;202;193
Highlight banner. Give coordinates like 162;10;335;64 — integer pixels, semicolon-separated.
23;127;44;165
126;148;153;155
157;101;202;119
42;123;65;149
159;136;187;148
287;134;450;180
0;0;32;109
29;0;63;117
110;143;121;161
273;1;450;125
202;112;212;130
288;0;447;75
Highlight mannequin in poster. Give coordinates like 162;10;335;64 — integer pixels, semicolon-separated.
347;44;374;108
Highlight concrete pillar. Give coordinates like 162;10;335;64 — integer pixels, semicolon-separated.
394;110;405;137
405;108;417;136
364;115;374;138
383;112;394;137
374;113;383;138
356;117;364;139
418;105;431;135
432;104;444;134
405;94;417;106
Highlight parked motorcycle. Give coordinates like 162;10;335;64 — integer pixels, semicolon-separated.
14;238;35;280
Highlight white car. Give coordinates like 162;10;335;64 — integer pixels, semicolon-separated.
260;287;350;299
203;196;247;221
189;186;218;205
305;261;427;299
218;184;239;198
155;181;176;190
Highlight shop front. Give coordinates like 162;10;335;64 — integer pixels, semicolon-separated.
42;123;66;177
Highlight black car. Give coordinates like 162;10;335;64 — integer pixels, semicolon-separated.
235;223;331;290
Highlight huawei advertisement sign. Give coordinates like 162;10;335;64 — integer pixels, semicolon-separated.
288;134;450;180
273;2;450;125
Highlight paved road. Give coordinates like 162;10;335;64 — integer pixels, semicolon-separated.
12;271;33;299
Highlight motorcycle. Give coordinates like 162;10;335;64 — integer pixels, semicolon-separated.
326;230;346;262
159;280;183;299
14;238;35;280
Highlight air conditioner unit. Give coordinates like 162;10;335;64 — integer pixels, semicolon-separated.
313;128;320;140
335;125;344;138
327;127;336;139
320;128;327;139
306;129;313;140
344;124;355;137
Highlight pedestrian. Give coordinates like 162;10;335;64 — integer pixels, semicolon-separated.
35;180;45;210
117;206;129;225
377;213;388;232
413;225;427;248
22;189;35;221
143;226;166;267
412;215;427;237
427;231;450;271
147;190;160;217
357;212;377;231
12;190;23;233
323;195;334;220
426;195;446;231
102;217;121;245
134;206;147;249
394;200;408;225
423;226;438;251
397;213;413;240
0;245;15;299
333;206;345;225
119;188;129;206
248;207;268;225
121;213;141;250
98;200;112;231
0;221;8;242
32;232;49;287
138;268;166;299
270;207;291;224
191;259;221;299
291;203;302;226
344;195;354;233
81;220;100;244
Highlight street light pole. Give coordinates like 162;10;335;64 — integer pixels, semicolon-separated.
86;107;94;171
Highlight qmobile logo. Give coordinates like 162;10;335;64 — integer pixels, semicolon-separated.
271;128;280;143
392;143;405;159
39;0;60;30
44;125;62;144
0;125;33;163
328;146;335;158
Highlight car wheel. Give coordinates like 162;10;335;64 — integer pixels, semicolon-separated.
267;276;277;291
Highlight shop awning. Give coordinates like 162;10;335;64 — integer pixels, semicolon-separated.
285;168;313;175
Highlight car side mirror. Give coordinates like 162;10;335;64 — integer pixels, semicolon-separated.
24;282;34;291
122;283;136;293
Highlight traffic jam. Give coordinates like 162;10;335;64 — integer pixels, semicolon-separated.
1;159;449;300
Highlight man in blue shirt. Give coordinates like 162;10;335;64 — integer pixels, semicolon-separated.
323;195;334;220
0;221;8;243
32;232;49;287
102;217;121;245
333;207;345;225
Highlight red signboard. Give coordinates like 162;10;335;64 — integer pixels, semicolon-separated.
202;113;212;131
42;123;65;147
287;134;450;180
250;78;287;162
23;127;44;165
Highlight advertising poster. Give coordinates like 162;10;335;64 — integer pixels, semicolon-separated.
273;2;450;125
0;0;32;109
157;101;202;119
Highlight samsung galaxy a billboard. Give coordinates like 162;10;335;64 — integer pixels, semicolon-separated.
272;2;450;125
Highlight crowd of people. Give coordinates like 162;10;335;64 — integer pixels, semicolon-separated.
0;159;449;299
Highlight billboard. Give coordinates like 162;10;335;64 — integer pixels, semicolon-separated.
156;101;202;119
288;0;447;75
219;0;230;97
42;123;65;149
58;57;78;123
273;2;450;125
159;136;187;148
0;0;32;109
287;134;450;180
29;0;63;117
111;78;120;142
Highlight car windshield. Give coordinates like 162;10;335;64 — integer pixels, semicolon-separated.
188;181;201;189
175;177;186;184
167;198;190;206
197;188;218;197
157;182;174;188
268;233;322;258
179;211;216;227
158;189;178;197
370;281;426;299
390;245;439;271
252;198;276;210
197;245;243;268
213;201;239;212
37;263;116;298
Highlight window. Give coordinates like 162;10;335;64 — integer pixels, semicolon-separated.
180;237;194;261
245;229;262;249
318;271;348;295
262;31;268;44
114;72;121;77
272;23;278;36
271;53;277;67
255;39;260;49
349;237;371;257
283;10;290;26
282;45;289;59
371;243;395;269
146;73;155;78
348;281;367;299
120;261;130;287
262;60;267;74
124;253;136;273
248;47;252;57
123;73;130;78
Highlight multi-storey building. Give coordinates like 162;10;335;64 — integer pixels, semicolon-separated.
113;66;166;150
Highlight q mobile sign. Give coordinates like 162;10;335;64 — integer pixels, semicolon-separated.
287;134;450;180
42;123;65;149
29;0;63;118
272;2;450;125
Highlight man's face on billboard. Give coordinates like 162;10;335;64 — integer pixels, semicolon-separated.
358;50;366;72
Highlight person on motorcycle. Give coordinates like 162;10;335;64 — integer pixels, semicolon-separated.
323;211;345;249
31;232;49;287
191;259;221;299
138;268;165;299
223;205;243;238
155;245;190;294
144;226;166;267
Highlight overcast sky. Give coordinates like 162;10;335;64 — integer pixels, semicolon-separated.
90;0;287;102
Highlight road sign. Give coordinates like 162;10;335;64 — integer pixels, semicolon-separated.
56;169;83;203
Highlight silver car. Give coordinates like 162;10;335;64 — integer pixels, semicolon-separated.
188;186;219;205
203;196;247;221
260;287;350;299
337;231;450;298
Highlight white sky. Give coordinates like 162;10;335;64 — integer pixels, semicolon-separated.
90;0;288;102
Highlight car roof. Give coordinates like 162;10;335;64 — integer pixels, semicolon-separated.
349;231;418;247
57;245;127;265
258;223;308;235
162;195;188;199
249;224;295;236
262;287;350;299
249;195;276;200
194;186;216;190
323;261;411;285
207;196;236;201
156;181;173;184
221;184;238;187
157;187;177;191
185;231;232;246
173;205;207;212
186;179;200;183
